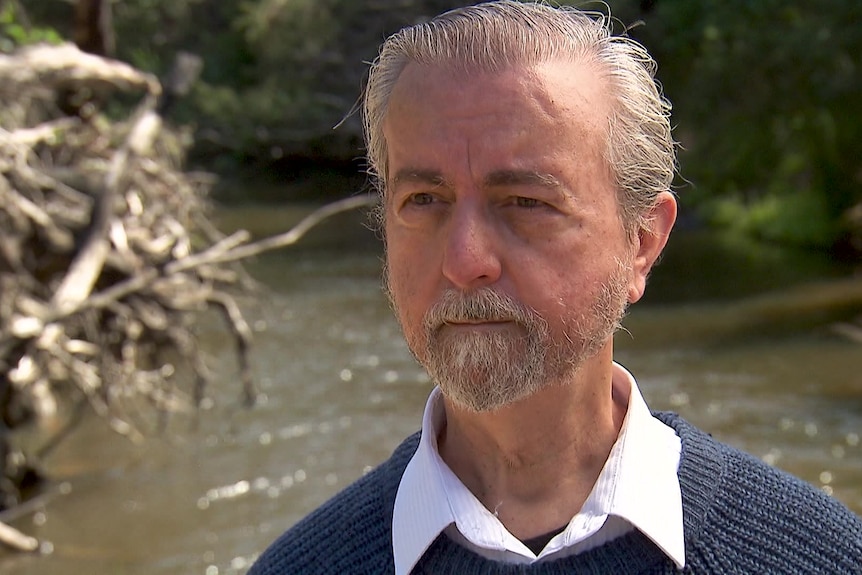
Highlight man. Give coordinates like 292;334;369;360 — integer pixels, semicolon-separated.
250;2;862;573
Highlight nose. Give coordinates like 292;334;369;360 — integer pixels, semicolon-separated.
441;202;502;291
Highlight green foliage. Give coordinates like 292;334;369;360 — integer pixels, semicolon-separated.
0;2;62;52
181;0;466;173
238;0;339;68
711;191;835;247
111;0;249;78
606;0;862;248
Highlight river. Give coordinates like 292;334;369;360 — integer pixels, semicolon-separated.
2;203;860;574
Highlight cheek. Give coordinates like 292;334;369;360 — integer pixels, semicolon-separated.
385;248;426;330
385;239;415;292
385;225;441;300
531;270;606;319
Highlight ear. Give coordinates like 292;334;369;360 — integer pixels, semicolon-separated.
628;191;677;304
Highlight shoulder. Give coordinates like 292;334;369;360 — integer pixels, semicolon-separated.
248;432;421;575
656;412;862;574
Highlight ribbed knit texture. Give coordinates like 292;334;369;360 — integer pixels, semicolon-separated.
248;412;862;574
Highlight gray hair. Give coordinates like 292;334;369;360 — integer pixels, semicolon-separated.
362;0;675;235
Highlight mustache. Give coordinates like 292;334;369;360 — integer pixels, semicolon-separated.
423;289;542;331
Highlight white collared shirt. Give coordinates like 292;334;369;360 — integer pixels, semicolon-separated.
392;362;685;575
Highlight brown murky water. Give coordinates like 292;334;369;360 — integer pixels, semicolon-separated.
2;206;860;574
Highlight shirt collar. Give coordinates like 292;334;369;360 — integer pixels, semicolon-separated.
392;388;455;575
608;363;685;567
392;362;685;575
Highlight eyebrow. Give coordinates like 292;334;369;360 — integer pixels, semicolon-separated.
484;169;563;189
390;168;561;190
390;169;449;189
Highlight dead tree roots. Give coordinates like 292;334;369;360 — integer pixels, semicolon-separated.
0;42;373;551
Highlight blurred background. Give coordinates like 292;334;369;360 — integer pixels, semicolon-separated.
2;1;860;573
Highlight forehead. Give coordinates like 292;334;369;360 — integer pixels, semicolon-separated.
382;60;611;169
379;62;614;204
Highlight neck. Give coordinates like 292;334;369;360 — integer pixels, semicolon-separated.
437;345;627;540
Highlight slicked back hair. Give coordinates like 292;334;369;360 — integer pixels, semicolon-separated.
363;0;675;236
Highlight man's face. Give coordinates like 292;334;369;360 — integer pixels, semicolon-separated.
382;60;637;412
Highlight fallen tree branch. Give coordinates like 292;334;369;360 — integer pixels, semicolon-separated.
174;194;377;268
0;520;39;552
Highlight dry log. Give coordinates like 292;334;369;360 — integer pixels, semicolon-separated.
832;319;862;343
0;42;158;101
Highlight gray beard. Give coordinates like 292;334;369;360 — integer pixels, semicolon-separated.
421;288;554;412
386;260;632;413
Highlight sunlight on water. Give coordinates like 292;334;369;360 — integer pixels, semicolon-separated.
5;214;860;575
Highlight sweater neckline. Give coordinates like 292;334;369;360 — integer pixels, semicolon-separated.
415;527;669;573
403;412;723;573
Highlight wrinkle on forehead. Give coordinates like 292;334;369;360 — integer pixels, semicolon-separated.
387;59;609;128
382;59;613;190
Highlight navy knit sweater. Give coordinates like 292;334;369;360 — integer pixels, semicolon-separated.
249;412;862;574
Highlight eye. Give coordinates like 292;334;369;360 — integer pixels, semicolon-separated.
409;192;436;206
514;196;542;208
